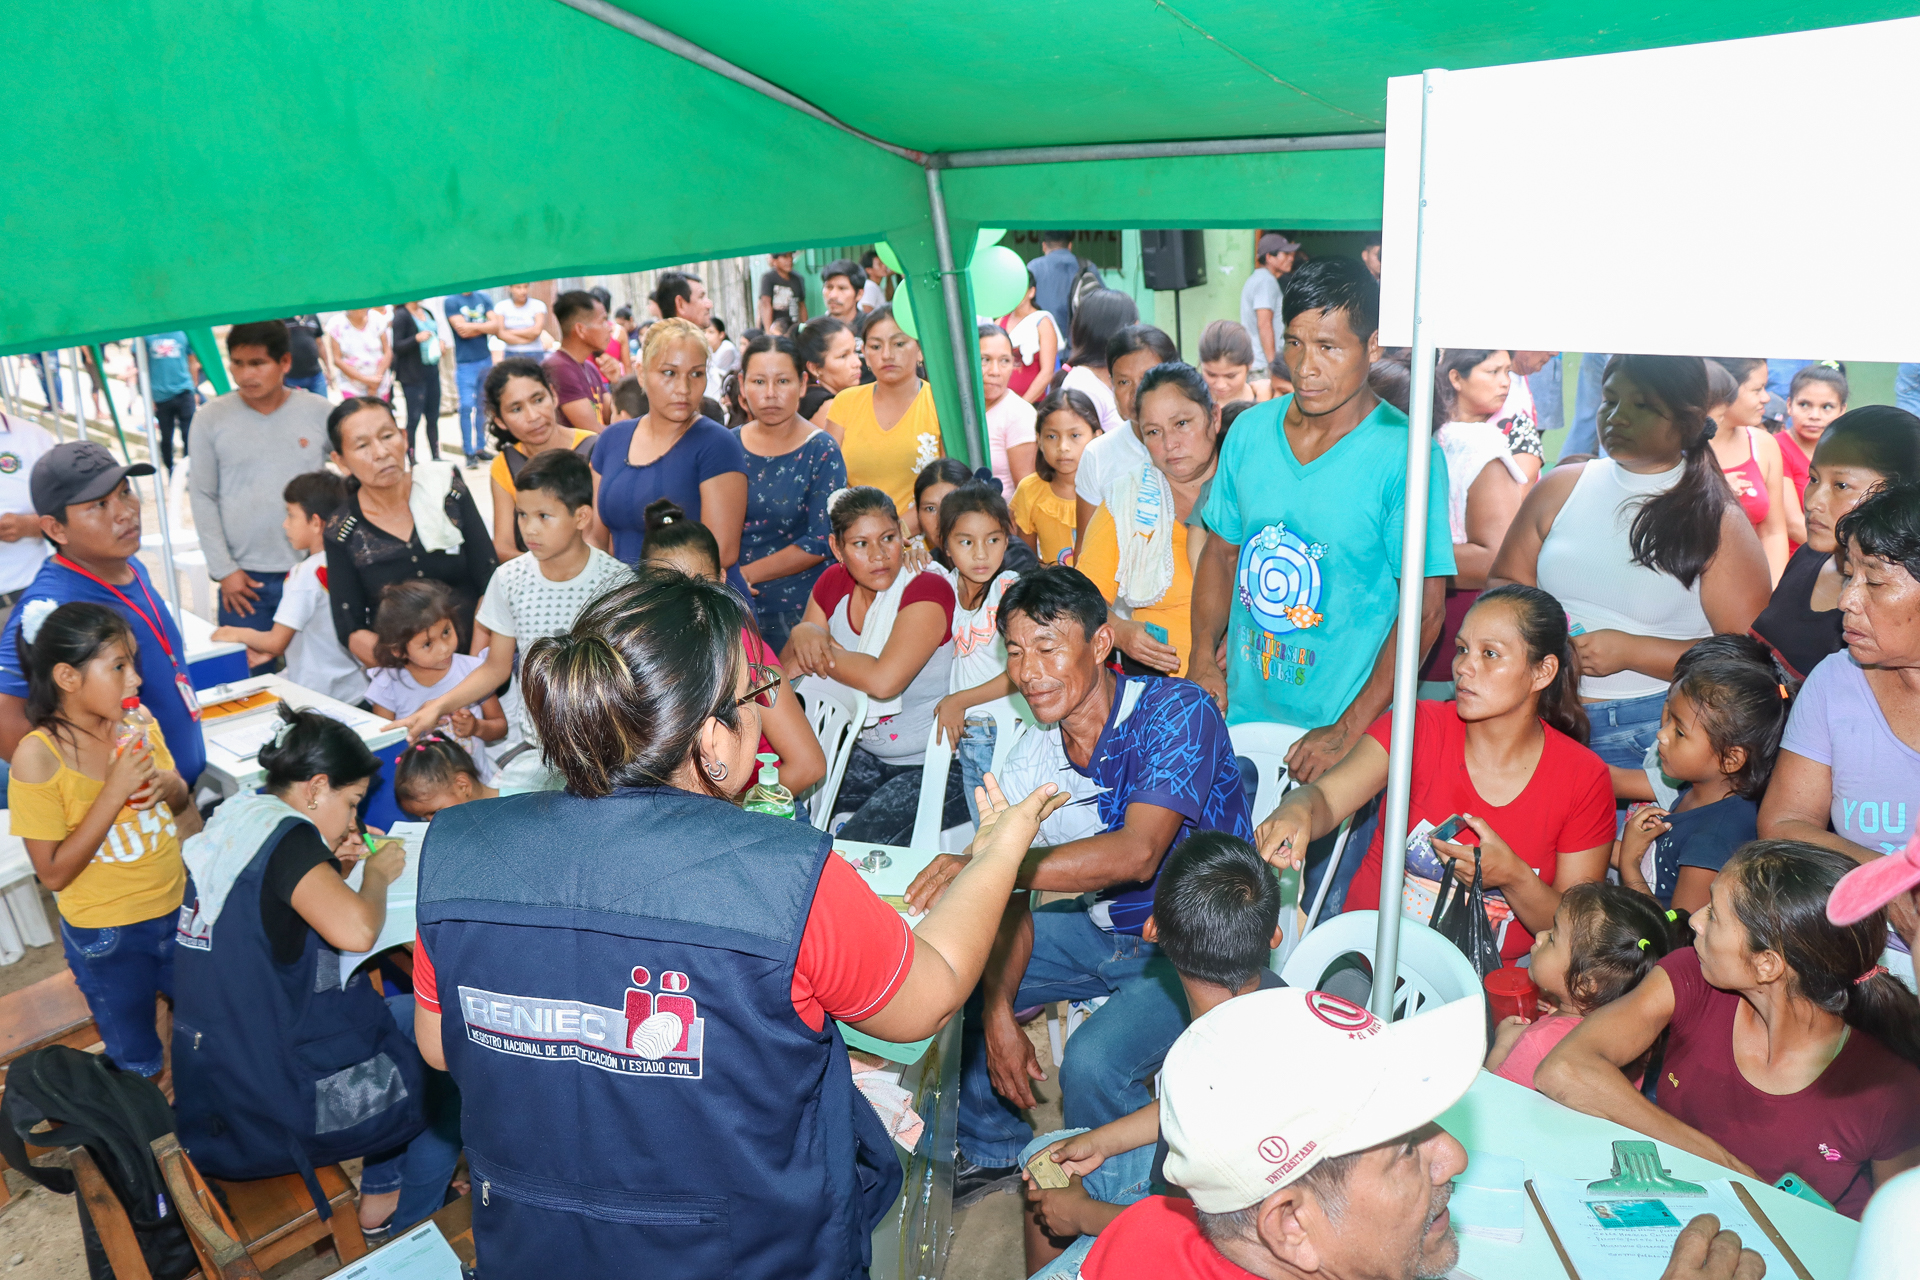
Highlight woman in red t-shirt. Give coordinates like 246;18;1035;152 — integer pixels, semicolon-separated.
1537;841;1920;1219
1255;585;1614;961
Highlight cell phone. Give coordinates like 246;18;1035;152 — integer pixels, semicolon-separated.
1773;1172;1834;1210
1430;815;1473;844
1143;622;1170;645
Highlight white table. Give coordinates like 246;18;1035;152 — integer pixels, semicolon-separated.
176;604;252;690
196;674;406;797
1442;1072;1858;1279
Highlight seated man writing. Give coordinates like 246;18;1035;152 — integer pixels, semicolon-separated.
903;566;1251;1206
1079;989;1765;1280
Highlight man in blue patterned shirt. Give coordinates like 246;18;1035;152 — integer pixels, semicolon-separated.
904;566;1252;1206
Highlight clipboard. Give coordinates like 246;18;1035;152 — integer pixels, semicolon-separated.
1523;1179;1812;1280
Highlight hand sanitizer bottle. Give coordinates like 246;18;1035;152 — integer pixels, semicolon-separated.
743;752;795;819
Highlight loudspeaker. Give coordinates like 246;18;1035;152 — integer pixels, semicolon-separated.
1139;230;1208;291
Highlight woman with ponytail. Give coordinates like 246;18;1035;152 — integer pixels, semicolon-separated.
1254;584;1614;962
1492;355;1772;769
1540;840;1920;1220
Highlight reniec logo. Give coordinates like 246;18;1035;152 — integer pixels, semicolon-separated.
458;964;706;1080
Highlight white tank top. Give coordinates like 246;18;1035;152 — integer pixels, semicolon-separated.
1536;459;1712;701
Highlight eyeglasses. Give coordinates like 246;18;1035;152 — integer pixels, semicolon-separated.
734;662;781;710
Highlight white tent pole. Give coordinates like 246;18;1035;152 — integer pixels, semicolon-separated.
1372;68;1445;1023
0;356;19;417
924;165;986;471
69;348;88;439
132;339;185;623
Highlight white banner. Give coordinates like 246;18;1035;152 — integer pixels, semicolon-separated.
1380;18;1920;359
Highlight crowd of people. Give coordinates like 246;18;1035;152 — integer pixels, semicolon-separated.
1;239;1916;1280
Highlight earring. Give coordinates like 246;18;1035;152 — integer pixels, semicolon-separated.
705;761;728;781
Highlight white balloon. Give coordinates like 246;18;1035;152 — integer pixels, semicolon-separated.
631;1010;684;1060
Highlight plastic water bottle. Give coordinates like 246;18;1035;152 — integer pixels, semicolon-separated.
742;752;795;819
114;697;144;751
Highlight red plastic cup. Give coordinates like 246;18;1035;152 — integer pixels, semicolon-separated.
1484;967;1540;1022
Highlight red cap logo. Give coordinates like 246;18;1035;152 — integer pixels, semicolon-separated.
1258;1136;1291;1165
1306;991;1380;1033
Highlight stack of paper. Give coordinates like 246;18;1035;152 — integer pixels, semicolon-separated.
1529;1176;1804;1280
1451;1151;1527;1244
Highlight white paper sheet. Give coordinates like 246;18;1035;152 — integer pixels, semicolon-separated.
331;1219;464;1280
1530;1176;1800;1280
338;821;430;985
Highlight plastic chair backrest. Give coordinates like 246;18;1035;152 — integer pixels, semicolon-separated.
1280;910;1486;1021
798;679;866;830
1229;721;1307;825
910;719;957;849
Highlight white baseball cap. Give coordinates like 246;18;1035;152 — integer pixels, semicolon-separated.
1161;988;1485;1214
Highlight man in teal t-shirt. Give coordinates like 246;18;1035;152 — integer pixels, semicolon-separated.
1192;258;1454;783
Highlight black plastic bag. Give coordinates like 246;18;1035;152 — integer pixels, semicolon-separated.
1431;848;1503;981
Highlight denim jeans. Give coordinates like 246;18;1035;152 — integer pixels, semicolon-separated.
1564;354;1614;458
1897;364;1920;417
1584;689;1668;770
752;605;806;660
216;570;287;671
455;360;491;458
284;371;329;397
400;377;442;461
1527;355;1564;438
958;902;1187;1168
60;911;176;1076
357;995;464;1231
833;747;967;845
958;718;996;823
1021;1126;1154;1279
152;390;196;471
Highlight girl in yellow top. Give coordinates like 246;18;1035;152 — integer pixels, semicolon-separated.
484;357;602;562
1075;364;1222;678
8;602;199;1078
1014;388;1103;567
825;306;943;531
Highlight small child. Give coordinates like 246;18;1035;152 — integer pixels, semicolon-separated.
211;471;367;705
1615;638;1786;913
394;731;499;819
382;450;631;793
1019;832;1284;1277
1014;390;1101;567
7;602;199;1078
914;459;973;559
367;580;506;783
1779;362;1849;503
641;500;828;798
932;482;1022;820
1485;881;1679;1090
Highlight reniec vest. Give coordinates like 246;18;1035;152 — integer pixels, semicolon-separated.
172;818;426;1210
415;787;901;1277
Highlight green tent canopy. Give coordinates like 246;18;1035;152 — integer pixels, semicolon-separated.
9;0;1913;459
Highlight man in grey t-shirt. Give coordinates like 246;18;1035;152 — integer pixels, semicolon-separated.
1238;232;1298;379
186;320;332;668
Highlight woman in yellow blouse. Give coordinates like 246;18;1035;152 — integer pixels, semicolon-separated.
8;602;200;1078
484;358;602;561
1075;364;1222;678
824;306;943;531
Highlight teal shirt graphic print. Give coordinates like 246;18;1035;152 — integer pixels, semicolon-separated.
1203;395;1454;730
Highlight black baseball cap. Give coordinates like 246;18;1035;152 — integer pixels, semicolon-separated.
31;442;154;518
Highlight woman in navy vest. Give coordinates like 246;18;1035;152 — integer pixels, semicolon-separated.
173;706;462;1243
412;566;1066;1277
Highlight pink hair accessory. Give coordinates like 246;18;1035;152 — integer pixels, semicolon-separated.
1854;965;1889;985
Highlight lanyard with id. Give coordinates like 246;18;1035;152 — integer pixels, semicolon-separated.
53;556;202;721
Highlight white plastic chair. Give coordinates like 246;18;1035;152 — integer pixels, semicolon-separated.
910;698;1034;850
1281;910;1486;1024
0;835;54;967
1228;722;1356;966
797;679;866;830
